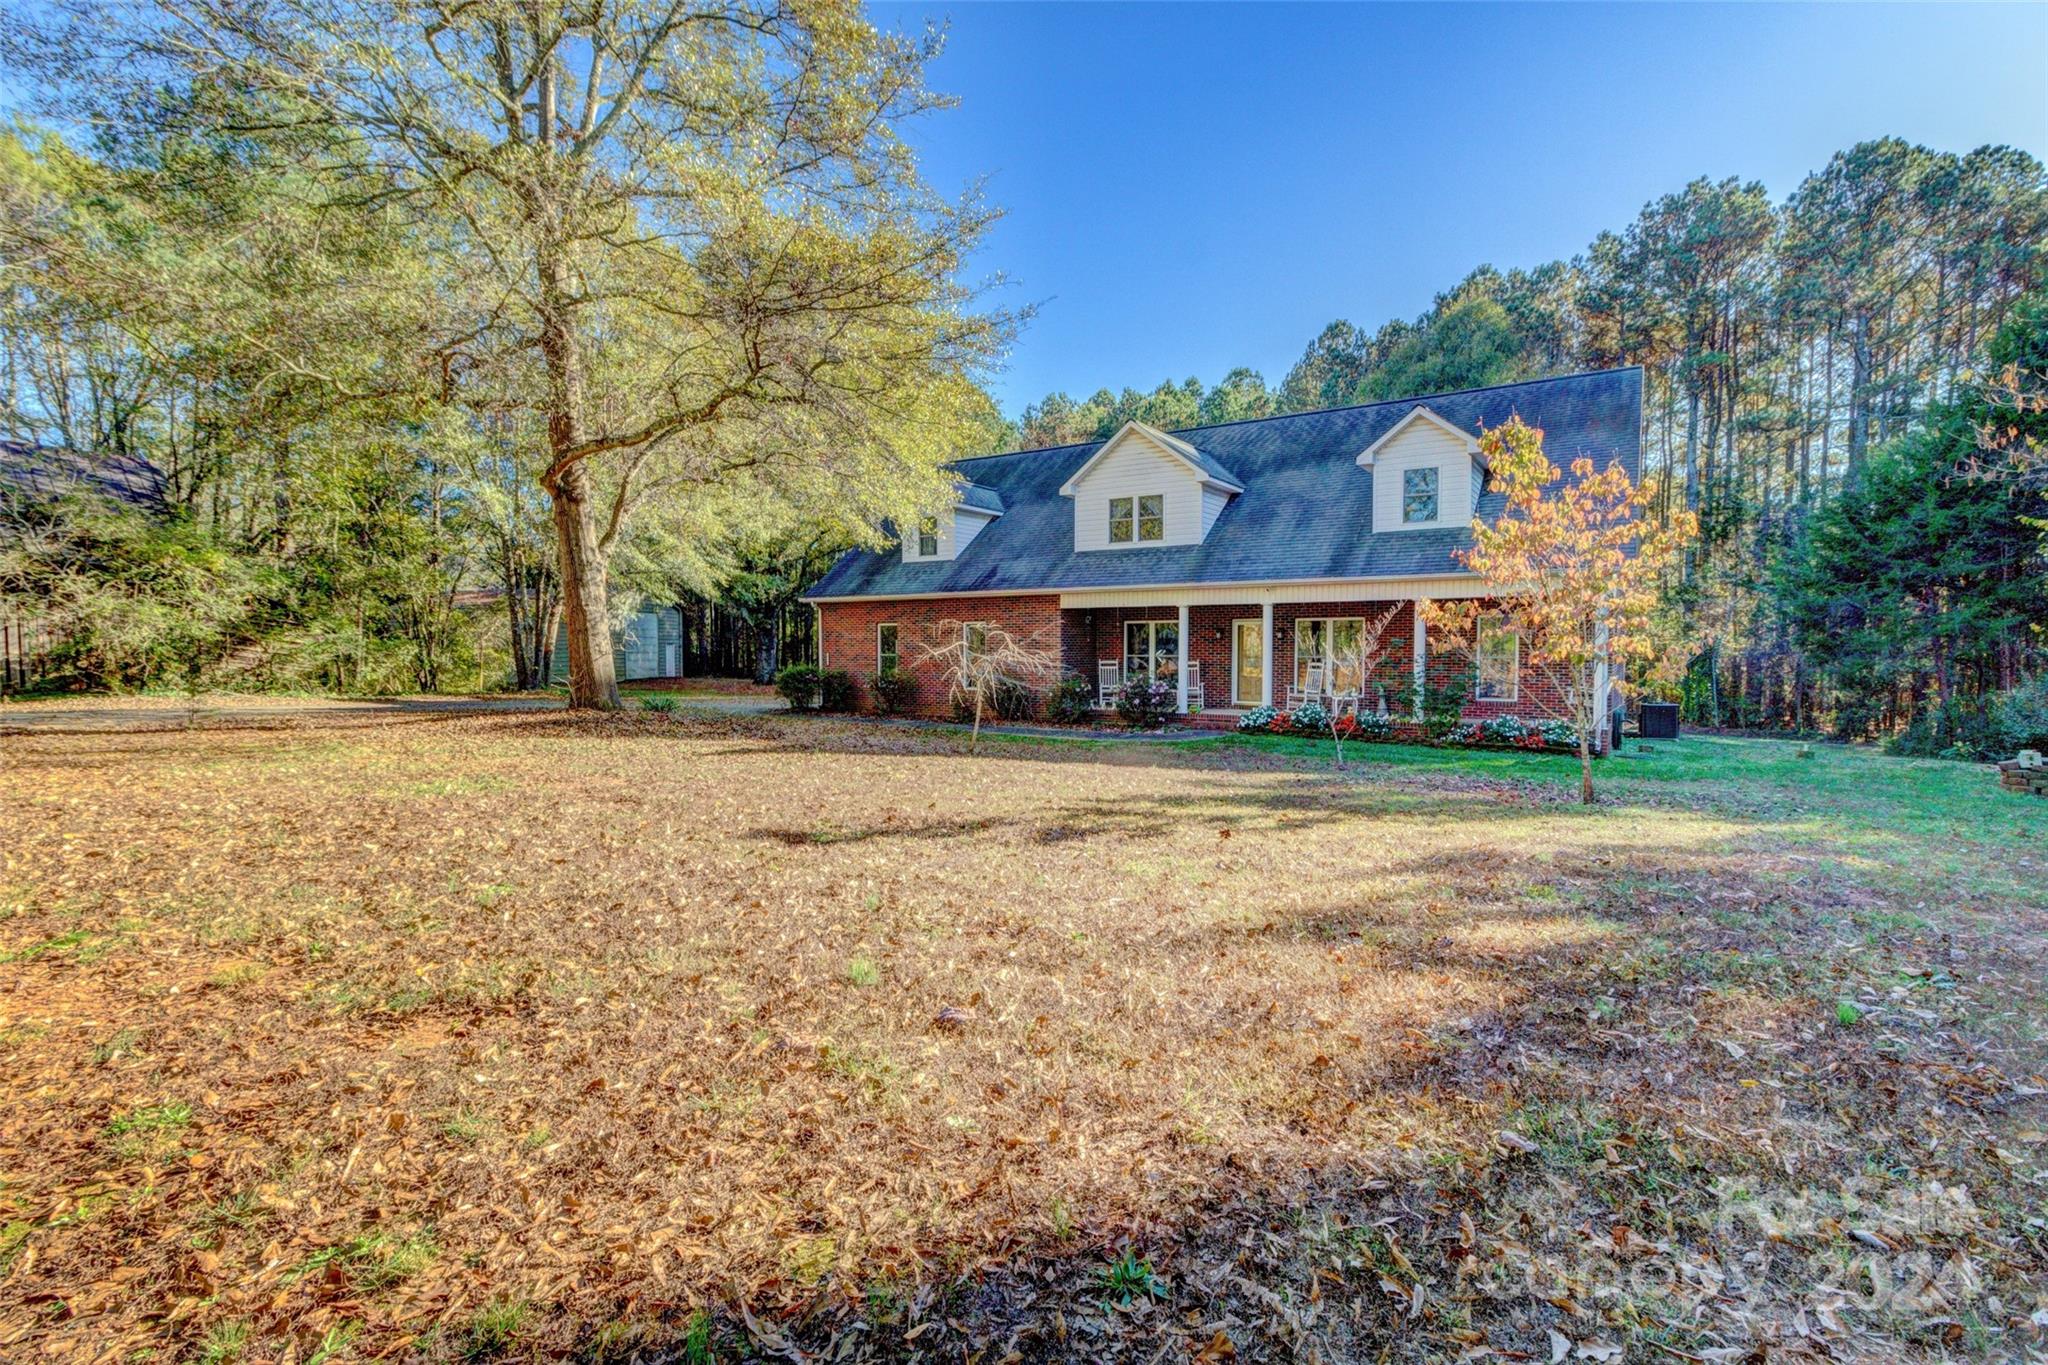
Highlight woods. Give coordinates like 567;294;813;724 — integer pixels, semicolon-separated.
2;0;1010;704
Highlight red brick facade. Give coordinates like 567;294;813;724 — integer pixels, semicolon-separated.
817;594;1064;717
816;592;1598;746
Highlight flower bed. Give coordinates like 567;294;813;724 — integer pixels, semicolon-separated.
1239;707;1579;753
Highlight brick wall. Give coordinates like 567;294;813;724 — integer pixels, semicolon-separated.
817;594;1063;717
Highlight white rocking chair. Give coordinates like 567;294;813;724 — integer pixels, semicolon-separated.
1096;659;1121;710
1184;661;1204;711
1286;662;1326;710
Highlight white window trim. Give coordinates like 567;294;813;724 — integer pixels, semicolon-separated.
1121;618;1179;683
876;622;899;674
1475;620;1520;702
1108;493;1166;545
1401;466;1441;525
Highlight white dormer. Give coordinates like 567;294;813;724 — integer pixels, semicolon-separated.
1356;405;1486;532
1059;421;1243;551
900;480;1004;562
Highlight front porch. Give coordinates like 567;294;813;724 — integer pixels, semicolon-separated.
1059;592;1438;721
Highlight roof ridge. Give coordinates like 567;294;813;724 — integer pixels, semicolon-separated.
1165;365;1644;437
952;365;1642;465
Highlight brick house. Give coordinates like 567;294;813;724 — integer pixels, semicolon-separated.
803;369;1640;744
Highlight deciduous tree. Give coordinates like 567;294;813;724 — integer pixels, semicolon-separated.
1426;417;1695;804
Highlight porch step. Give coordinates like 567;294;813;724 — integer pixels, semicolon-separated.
1182;709;1245;732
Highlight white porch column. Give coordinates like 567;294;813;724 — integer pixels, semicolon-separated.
1260;599;1274;707
1411;600;1427;720
1175;602;1190;713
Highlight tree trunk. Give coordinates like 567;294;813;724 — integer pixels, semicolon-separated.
548;459;618;709
754;622;781;684
535;206;618;709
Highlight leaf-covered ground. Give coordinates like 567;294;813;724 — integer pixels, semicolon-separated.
1;711;2043;1363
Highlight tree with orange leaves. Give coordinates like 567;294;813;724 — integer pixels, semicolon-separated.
1425;416;1695;805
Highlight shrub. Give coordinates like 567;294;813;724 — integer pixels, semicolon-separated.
1333;710;1395;742
817;668;857;713
869;667;915;716
1397;667;1474;742
638;695;678;714
1883;702;2006;761
1237;705;1278;733
1044;675;1095;724
773;664;822;711
1997;673;2048;755
1288;701;1332;735
988;677;1039;721
1114;677;1176;729
1267;709;1293;733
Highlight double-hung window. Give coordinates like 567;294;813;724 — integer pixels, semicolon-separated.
963;622;988;674
1475;620;1519;701
1121;619;1179;684
1294;617;1370;695
1402;467;1439;524
1108;494;1164;544
916;520;939;556
877;623;899;674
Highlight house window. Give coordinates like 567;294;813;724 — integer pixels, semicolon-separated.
1122;619;1179;684
1293;617;1373;696
963;622;988;673
916;520;939;557
1108;494;1164;544
1136;493;1163;541
877;623;898;674
1403;467;1439;523
1476;620;1518;701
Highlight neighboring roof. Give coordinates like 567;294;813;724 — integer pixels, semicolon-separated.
957;481;1005;515
1357;404;1482;467
0;440;170;512
806;367;1643;601
1055;420;1244;497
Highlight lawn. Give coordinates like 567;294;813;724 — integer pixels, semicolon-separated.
1;712;2043;1363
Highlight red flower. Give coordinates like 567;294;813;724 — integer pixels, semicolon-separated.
1269;712;1292;732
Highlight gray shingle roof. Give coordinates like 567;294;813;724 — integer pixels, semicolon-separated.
0;441;170;513
806;367;1642;600
957;481;1005;515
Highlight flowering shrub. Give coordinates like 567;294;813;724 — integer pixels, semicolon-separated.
1288;701;1332;735
1334;711;1395;741
1114;677;1177;729
1269;710;1293;733
1448;715;1577;750
1237;706;1278;733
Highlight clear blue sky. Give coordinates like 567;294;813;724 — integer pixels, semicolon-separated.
868;2;2048;417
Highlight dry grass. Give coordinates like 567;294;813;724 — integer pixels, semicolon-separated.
0;711;2042;1363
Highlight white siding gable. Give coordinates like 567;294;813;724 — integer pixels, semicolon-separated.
898;506;989;562
1362;409;1481;533
1068;427;1209;551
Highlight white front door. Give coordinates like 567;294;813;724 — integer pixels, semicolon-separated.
1232;619;1264;707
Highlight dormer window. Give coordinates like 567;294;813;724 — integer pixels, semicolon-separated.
917;521;939;556
1109;494;1164;544
1402;468;1439;524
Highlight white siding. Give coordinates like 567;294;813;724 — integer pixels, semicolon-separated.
1200;484;1232;537
955;507;998;553
902;506;1001;561
1071;429;1206;551
1371;421;1474;533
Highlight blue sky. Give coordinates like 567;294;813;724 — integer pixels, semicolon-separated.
869;2;2048;417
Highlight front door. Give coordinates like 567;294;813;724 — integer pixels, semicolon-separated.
1233;619;1264;706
